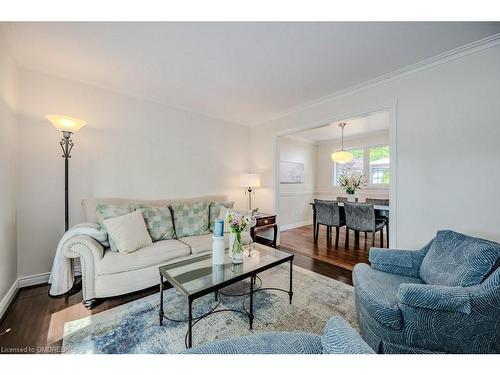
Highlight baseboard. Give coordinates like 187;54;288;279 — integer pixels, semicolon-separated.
17;272;51;288
280;220;312;232
0;279;19;322
17;266;82;288
0;266;83;321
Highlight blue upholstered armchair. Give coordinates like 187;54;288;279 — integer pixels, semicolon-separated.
353;230;500;354
185;316;374;354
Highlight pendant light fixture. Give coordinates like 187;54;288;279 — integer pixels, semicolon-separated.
331;122;353;164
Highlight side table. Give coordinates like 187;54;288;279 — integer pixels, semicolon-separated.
250;213;277;248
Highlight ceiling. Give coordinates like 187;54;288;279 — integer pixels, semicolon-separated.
291;111;390;142
3;22;499;126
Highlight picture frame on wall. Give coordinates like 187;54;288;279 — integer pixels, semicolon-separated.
280;161;305;184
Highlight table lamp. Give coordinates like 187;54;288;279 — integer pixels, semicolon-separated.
239;173;261;214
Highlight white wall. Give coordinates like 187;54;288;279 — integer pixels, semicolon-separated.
16;67;250;278
0;33;18;304
278;136;317;229
315;129;390;201
251;43;500;248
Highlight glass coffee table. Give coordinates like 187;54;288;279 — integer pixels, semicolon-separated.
159;244;294;348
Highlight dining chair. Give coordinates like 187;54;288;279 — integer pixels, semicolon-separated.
365;198;390;246
337;196;358;203
313;199;345;246
344;202;386;248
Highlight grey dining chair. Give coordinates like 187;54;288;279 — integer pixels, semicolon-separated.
337;196;358;203
365;198;390;246
344;202;386;248
313;199;346;246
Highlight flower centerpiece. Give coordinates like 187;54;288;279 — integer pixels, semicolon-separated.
226;211;253;264
338;170;367;202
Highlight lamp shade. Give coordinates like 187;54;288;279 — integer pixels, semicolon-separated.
331;150;353;164
240;173;261;188
46;114;87;133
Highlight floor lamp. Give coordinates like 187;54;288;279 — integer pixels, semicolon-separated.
46;115;87;231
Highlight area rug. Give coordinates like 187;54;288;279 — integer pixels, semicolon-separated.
62;264;356;354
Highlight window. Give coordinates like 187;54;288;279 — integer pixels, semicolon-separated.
332;145;390;186
369;146;390;184
333;147;363;186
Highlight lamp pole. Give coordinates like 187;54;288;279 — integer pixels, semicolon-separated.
47;114;86;232
60;131;74;231
247;186;253;213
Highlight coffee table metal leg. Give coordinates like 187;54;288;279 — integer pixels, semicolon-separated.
289;260;293;304
187;298;193;348
159;273;164;326
249;275;254;330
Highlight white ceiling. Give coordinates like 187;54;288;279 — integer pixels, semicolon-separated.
3;22;499;126
291;111;390;142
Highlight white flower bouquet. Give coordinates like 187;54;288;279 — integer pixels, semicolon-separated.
338;170;367;194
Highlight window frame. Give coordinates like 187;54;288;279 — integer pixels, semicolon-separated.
332;143;390;188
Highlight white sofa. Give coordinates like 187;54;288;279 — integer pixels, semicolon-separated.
62;195;250;309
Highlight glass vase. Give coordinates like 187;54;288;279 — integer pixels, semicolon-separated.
230;231;243;264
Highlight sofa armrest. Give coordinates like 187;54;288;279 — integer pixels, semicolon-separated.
398;283;471;314
321;316;375;354
62;235;104;301
369;241;431;277
63;234;105;262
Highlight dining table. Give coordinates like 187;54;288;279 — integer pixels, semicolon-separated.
309;201;390;245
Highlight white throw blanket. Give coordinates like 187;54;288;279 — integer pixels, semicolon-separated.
48;223;109;297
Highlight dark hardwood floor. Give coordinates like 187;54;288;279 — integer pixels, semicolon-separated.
280;224;385;271
0;251;352;354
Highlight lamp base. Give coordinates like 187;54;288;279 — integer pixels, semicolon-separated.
247;187;253;212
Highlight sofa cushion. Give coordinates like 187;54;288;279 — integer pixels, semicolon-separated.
420;230;500;287
131;204;176;241
96;239;190;275
179;232;253;254
178;234;213;254
171;201;211;238
103;211;153;254
96;203;132;252
353;263;423;330
209;201;234;232
82;195;227;224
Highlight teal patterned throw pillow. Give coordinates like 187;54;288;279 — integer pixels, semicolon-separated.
209;201;234;232
130;204;175;242
171;201;210;238
96;203;132;252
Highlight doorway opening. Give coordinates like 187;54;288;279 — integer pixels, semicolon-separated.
276;110;393;270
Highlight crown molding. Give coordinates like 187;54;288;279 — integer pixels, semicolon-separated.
253;33;500;127
7;29;500;130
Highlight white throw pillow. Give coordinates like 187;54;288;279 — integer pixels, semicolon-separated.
103;211;153;254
